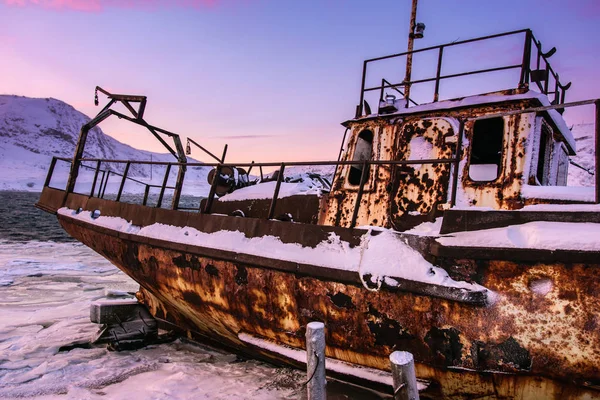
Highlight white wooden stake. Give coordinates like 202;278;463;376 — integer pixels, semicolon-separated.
306;321;326;400
390;351;419;400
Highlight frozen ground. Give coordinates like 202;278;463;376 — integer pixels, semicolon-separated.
0;240;305;399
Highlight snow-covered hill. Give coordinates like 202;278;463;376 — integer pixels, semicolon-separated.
0;95;210;193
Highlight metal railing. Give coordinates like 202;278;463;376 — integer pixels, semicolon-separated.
357;29;572;117
44;99;599;226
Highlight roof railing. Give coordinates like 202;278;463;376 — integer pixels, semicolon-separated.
356;29;572;118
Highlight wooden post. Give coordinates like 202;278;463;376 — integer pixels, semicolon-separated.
390;351;419;400
306;322;326;400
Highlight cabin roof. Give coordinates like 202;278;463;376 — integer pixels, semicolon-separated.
344;90;576;154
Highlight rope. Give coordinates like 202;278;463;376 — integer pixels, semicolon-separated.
302;350;321;387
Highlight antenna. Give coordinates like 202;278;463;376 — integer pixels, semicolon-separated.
403;0;425;105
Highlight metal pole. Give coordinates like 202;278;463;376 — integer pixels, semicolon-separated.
142;185;150;206
97;170;106;197
350;161;369;228
156;164;171;209
267;163;286;220
333;128;349;184
594;100;600;203
519;30;532;88
390;351;419;400
433;46;444;102
90;161;101;197
357;61;368;118
203;165;221;214
100;171;110;199
116;161;130;202
44;157;58;188
449;120;464;207
221;144;228;163
306;322;326;400
403;0;419;104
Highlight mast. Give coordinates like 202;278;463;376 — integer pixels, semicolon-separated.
403;0;419;104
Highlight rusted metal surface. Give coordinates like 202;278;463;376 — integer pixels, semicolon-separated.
440;209;600;234
200;194;322;224
57;213;600;399
321;93;583;229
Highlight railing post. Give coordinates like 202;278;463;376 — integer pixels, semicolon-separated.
97;170;106;197
90;161;101;197
350;161;369;228
357;61;368;118
306;322;326;400
595;100;600;204
433;46;444;102
44;157;58;188
156;164;171;209
267;163;286;220
519;29;532;88
100;171;110;199
171;164;185;211
544;63;550;94
142;185;150;206
390;351;419;400
203;165;221;214
450;120;464;207
220;144;228;163
116;161;130;202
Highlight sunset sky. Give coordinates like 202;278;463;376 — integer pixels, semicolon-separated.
2;0;600;162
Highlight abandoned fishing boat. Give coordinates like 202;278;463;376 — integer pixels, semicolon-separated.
36;26;599;399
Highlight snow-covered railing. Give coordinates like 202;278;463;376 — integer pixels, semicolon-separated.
43;97;599;220
357;29;571;117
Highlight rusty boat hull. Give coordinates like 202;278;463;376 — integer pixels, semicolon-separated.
37;188;600;399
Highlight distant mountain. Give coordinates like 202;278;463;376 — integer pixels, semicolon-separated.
0;95;209;192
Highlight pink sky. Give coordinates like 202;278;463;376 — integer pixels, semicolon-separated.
1;0;599;162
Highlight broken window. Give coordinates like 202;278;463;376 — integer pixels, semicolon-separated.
536;125;553;185
468;117;504;181
348;129;373;185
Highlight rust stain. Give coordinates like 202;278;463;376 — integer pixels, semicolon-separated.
60;218;600;399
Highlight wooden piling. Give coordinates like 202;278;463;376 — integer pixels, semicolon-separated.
306;321;326;400
390;351;419;400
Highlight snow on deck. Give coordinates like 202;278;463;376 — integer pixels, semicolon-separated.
218;181;318;202
58;207;488;293
436;221;600;251
521;185;595;202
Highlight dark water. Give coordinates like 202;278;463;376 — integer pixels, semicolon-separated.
0;191;203;242
0;191;73;242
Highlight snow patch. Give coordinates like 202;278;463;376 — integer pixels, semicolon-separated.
529;278;553;296
437;221;600;251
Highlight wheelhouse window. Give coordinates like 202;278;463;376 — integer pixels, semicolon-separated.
348;129;373;185
536;125;553;185
468;118;504;182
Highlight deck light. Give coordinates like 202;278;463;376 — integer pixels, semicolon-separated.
385;94;396;105
414;22;426;39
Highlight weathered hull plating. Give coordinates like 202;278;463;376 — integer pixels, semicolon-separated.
58;214;600;399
